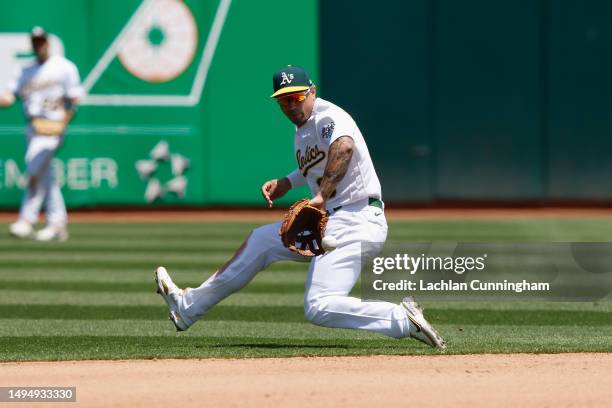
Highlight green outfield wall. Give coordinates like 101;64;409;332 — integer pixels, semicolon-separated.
2;0;611;207
0;0;318;208
321;0;612;202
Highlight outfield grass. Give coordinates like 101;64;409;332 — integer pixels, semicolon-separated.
1;218;611;361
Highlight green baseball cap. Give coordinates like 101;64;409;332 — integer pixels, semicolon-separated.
271;65;313;98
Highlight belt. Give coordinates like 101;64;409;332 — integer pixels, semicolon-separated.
329;197;383;214
368;197;383;209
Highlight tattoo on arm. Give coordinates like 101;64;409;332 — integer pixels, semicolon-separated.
319;136;354;200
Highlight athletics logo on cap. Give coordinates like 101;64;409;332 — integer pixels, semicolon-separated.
280;72;294;85
271;65;313;98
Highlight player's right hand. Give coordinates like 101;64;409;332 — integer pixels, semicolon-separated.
261;179;278;208
261;178;291;208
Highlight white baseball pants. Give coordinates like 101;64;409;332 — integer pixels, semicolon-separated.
180;200;412;338
19;131;67;227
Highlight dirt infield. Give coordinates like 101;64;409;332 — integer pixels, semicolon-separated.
2;207;612;223
1;353;610;408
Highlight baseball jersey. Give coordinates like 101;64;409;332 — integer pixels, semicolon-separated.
287;98;382;210
8;55;82;121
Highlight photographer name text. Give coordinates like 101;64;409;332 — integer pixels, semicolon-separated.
372;279;550;293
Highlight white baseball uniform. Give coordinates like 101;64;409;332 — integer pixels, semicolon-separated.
9;55;82;227
178;98;413;338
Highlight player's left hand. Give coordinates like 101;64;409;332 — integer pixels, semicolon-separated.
280;198;329;257
308;193;325;210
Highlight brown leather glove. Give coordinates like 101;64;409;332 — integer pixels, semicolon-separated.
31;118;66;136
279;198;329;257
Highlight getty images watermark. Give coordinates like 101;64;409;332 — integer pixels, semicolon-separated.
371;252;550;292
360;242;612;302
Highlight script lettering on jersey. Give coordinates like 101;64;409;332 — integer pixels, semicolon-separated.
296;144;325;177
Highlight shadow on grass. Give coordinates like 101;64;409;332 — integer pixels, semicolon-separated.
0;336;409;361
1;334;610;361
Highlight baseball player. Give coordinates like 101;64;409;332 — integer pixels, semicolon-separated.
155;66;446;348
0;27;82;241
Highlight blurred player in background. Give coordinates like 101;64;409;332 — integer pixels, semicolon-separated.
0;27;82;241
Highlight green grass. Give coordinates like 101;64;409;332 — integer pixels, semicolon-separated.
1;218;612;361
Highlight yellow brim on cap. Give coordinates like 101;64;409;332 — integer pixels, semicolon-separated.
271;86;310;98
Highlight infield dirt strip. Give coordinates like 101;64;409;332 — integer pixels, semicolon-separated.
3;207;612;223
1;354;610;408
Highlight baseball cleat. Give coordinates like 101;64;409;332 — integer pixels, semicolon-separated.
34;225;68;242
401;296;446;349
9;219;33;239
155;266;191;332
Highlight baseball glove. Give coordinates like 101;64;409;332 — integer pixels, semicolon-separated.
280;198;329;257
31;118;66;136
